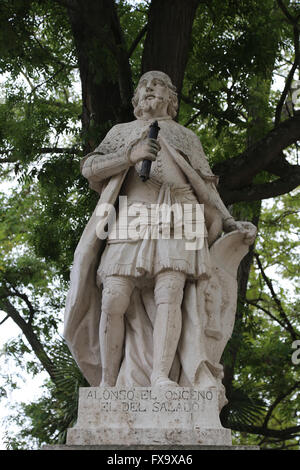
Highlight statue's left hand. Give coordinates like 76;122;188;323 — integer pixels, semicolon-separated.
223;219;257;245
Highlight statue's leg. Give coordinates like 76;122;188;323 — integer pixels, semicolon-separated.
99;275;135;387
151;270;186;388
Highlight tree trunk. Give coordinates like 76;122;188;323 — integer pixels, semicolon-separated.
66;0;133;152
142;0;199;104
66;0;200;150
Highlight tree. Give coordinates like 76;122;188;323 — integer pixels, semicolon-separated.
0;0;299;449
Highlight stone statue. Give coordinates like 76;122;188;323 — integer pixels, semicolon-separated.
64;71;256;408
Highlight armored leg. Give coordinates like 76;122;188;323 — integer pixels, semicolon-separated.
99;276;135;387
151;270;186;387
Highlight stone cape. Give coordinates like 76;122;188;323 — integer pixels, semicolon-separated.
63;117;250;397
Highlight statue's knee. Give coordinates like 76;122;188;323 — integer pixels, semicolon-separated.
154;271;185;306
102;278;133;315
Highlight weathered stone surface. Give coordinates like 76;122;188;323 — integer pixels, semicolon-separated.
43;444;260;450
66;386;232;446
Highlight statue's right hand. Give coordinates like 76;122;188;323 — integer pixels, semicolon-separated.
129;138;161;165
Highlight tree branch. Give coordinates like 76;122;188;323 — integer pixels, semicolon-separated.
262;381;300;429
181;93;245;125
246;299;287;329
38;147;80;154
0;314;9;326
52;0;77;12
0;297;58;383
219;164;300;204
274;25;299;126
264;151;293;176
184;110;202;127
181;93;203;109
277;0;300;25
108;1;134;110
229;422;300;439
0;158;15;164
0;147;79;164
254;253;299;340
7;287;36;325
214;112;300;191
128;24;148;58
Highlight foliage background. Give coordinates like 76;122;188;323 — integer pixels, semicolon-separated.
0;0;299;450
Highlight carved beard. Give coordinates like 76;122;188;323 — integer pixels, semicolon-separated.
139;96;168;114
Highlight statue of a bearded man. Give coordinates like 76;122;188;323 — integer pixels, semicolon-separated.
64;71;256;397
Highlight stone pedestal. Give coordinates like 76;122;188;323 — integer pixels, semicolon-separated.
66;387;232;446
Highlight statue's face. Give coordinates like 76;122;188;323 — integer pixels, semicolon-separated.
205;278;221;312
137;75;170;117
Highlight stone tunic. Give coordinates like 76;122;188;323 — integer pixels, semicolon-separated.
97;141;211;284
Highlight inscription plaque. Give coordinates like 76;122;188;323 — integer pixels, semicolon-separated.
66;387;232;446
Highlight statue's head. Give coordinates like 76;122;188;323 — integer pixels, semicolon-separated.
132;71;178;119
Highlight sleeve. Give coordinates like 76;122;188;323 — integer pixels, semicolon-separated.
81;149;131;183
207;183;234;224
81;124;133;184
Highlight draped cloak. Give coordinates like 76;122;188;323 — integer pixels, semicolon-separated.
63;118;250;403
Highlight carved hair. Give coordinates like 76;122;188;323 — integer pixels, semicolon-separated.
132;71;178;119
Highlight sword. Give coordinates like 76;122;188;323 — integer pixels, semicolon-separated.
139;120;160;182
